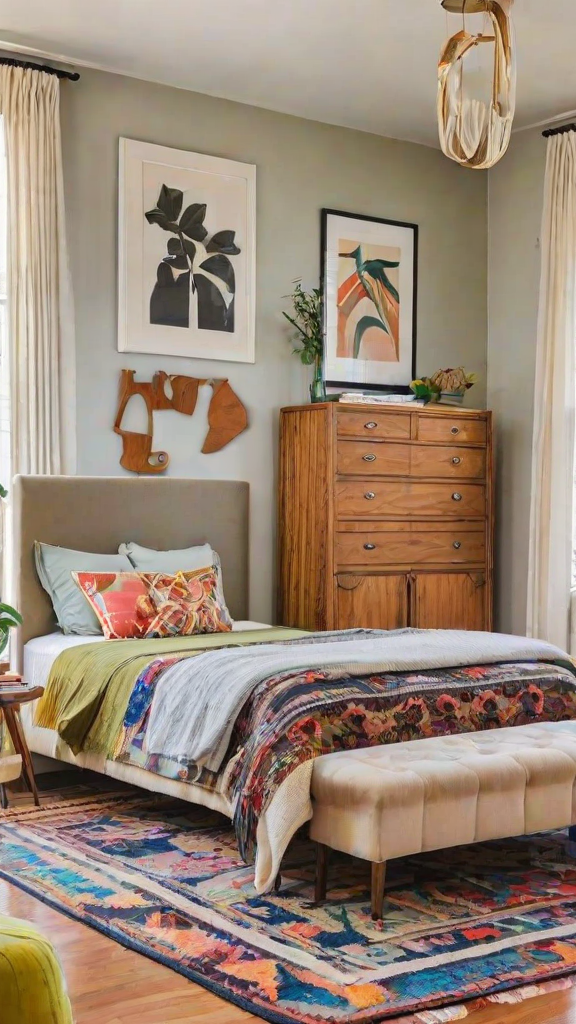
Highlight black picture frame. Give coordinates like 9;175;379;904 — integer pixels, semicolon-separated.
320;208;418;392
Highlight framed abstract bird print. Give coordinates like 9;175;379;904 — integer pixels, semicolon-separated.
321;209;418;391
118;138;256;362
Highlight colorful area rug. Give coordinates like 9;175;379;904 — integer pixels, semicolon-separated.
1;793;576;1023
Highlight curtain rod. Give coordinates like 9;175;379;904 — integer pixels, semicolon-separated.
0;56;79;81
542;123;576;138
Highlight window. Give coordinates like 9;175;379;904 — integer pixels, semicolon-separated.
0;116;8;489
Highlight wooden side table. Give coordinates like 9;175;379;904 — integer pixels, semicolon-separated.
0;677;44;808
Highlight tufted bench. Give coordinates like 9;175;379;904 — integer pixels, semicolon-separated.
310;721;576;920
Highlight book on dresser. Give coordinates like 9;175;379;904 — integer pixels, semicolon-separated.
278;402;493;632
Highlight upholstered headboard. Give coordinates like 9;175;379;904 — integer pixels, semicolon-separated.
11;475;249;666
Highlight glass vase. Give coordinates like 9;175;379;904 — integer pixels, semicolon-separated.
309;356;327;404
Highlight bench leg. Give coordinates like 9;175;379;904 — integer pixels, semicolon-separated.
315;843;329;904
371;862;386;921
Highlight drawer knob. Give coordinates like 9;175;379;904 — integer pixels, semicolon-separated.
452;492;462;502
451;426;460;435
363;454;377;462
453;541;462;550
452;456;461;465
364;491;376;500
365;421;377;430
364;543;376;551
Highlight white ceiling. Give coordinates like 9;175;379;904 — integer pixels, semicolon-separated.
2;0;576;146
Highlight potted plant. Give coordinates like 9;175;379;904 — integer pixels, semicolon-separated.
411;368;477;405
0;604;21;662
282;282;326;403
0;483;21;668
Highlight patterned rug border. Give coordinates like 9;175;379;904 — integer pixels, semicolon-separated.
0;856;289;1024
3;792;576;1024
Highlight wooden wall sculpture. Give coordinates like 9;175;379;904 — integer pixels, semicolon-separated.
114;370;248;474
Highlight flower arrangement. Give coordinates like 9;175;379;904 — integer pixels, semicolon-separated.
411;367;477;404
282;282;326;403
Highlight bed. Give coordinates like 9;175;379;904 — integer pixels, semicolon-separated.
13;474;258;815
10;474;576;894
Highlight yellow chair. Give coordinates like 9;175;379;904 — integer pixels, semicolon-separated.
0;915;73;1024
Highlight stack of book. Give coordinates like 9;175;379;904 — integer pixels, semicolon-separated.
0;673;25;690
339;392;423;405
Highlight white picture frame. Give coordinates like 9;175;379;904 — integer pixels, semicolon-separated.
118;138;256;363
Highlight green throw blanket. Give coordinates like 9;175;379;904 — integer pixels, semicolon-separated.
35;628;307;756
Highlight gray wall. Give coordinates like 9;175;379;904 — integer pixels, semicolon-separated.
487;128;546;635
60;67;488;623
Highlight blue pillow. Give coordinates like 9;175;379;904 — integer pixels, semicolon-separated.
35;542;133;635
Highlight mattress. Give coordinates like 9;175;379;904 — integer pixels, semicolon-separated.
23;621;273;690
21;621;272;815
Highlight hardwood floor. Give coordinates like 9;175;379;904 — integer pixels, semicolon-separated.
1;774;575;1024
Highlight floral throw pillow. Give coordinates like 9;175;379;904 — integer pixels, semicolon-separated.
72;567;232;640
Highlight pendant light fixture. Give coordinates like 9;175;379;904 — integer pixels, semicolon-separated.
437;0;516;169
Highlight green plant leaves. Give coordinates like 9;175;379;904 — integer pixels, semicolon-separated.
410;378;441;403
180;203;207;241
353;315;389;358
157;185;183;222
207;230;241;255
282;282;323;365
0;603;22;624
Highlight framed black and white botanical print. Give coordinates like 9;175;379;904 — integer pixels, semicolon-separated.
118;139;256;362
321;209;418;391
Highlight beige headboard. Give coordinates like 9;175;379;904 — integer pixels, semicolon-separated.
11;475;249;665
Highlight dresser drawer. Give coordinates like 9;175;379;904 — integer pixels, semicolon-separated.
337;410;411;441
337;440;486;479
417;415;487;445
336;527;486;567
337;440;411;476
335;480;486;518
411;445;486;479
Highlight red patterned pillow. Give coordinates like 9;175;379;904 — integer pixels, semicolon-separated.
72;567;232;640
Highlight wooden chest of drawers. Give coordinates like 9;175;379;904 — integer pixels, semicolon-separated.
278;402;493;632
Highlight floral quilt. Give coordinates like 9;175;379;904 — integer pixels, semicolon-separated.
115;654;576;863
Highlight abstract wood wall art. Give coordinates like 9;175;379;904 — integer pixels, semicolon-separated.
114;370;248;474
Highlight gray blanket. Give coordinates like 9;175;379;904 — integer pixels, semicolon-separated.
144;628;569;772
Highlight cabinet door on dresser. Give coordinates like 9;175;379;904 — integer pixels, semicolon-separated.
335;574;408;631
410;572;489;631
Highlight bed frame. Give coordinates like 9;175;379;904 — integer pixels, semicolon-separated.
10;475;249;813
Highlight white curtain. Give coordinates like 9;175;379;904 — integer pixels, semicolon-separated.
0;64;75;477
526;132;576;650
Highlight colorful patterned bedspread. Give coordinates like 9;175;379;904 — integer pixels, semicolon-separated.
115;653;576;863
